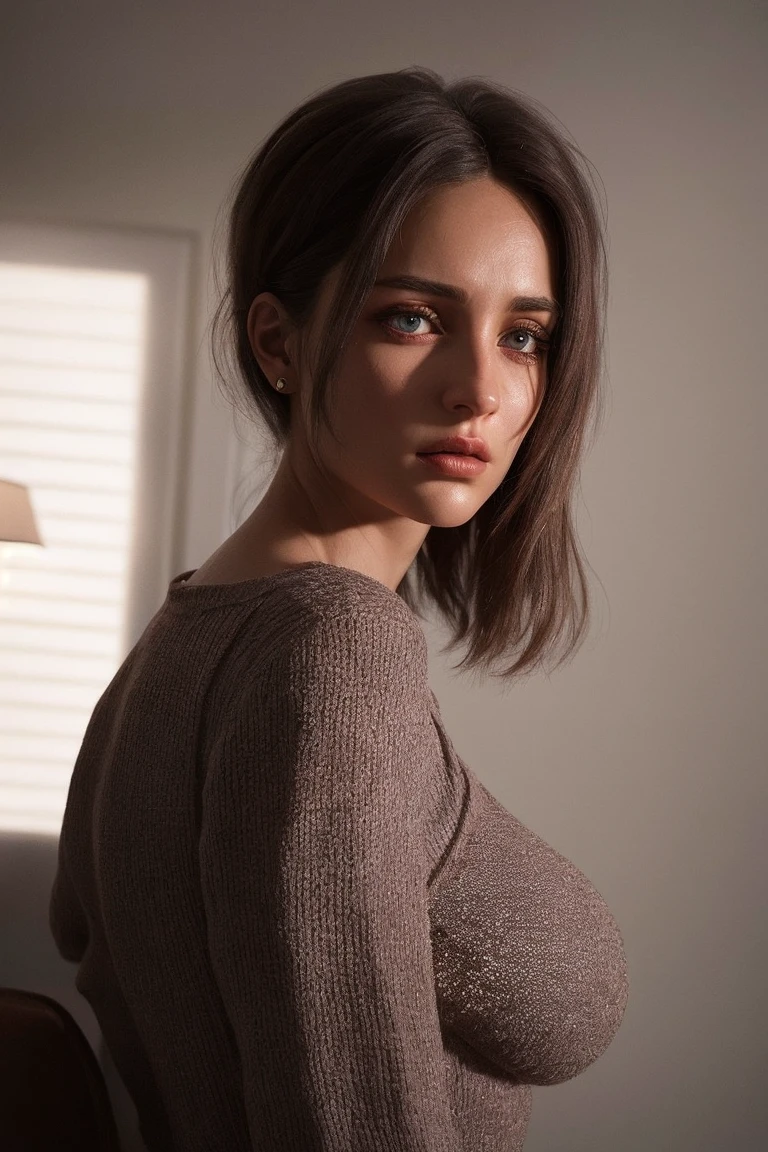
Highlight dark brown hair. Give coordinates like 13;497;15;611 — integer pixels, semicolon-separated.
211;66;608;685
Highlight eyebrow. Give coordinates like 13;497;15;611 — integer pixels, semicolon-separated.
373;274;560;320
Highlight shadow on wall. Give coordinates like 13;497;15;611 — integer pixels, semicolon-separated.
0;832;147;1152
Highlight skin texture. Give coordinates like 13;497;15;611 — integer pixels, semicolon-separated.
188;175;556;592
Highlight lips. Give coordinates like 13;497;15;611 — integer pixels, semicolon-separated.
417;435;490;462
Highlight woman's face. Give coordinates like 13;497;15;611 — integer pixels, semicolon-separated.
254;174;557;576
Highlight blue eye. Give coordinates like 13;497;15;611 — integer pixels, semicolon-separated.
507;329;537;353
377;304;549;362
385;310;433;334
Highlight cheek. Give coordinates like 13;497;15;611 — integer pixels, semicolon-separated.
331;343;408;439
504;366;542;436
349;338;408;390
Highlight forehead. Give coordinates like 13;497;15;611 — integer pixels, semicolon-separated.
379;175;554;298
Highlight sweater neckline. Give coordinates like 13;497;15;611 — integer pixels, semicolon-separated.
169;559;440;722
166;560;410;610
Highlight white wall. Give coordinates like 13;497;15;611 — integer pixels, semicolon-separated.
2;2;766;1150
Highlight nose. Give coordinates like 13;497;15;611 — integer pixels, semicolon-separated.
439;333;500;418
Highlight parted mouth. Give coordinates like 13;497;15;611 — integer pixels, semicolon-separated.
417;435;490;462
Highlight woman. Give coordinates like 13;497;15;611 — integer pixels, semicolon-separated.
50;66;629;1151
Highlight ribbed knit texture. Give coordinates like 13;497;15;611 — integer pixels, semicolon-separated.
49;561;629;1151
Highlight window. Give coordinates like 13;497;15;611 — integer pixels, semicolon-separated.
0;223;192;835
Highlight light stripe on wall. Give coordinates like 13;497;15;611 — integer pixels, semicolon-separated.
0;262;148;835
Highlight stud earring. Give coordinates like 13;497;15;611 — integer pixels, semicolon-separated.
275;377;287;391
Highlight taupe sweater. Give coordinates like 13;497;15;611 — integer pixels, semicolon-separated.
49;561;629;1151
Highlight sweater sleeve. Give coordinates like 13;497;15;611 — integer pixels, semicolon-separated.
198;603;461;1151
49;834;89;963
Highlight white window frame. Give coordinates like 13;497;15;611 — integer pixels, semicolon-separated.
0;220;194;652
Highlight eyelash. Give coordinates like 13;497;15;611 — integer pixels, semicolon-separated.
376;304;551;363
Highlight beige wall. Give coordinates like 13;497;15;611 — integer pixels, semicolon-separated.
2;2;766;1149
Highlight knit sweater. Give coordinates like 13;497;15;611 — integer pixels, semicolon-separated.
49;561;629;1151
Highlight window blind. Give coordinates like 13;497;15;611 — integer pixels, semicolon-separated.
0;262;148;835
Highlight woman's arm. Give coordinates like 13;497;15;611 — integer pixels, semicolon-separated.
199;602;461;1151
49;838;89;963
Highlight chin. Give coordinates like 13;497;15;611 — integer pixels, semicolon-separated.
431;513;479;529
417;501;481;530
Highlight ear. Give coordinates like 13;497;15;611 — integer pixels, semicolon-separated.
246;292;297;383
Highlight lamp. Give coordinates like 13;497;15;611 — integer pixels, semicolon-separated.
0;480;43;546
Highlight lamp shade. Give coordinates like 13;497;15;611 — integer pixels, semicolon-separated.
0;479;43;545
